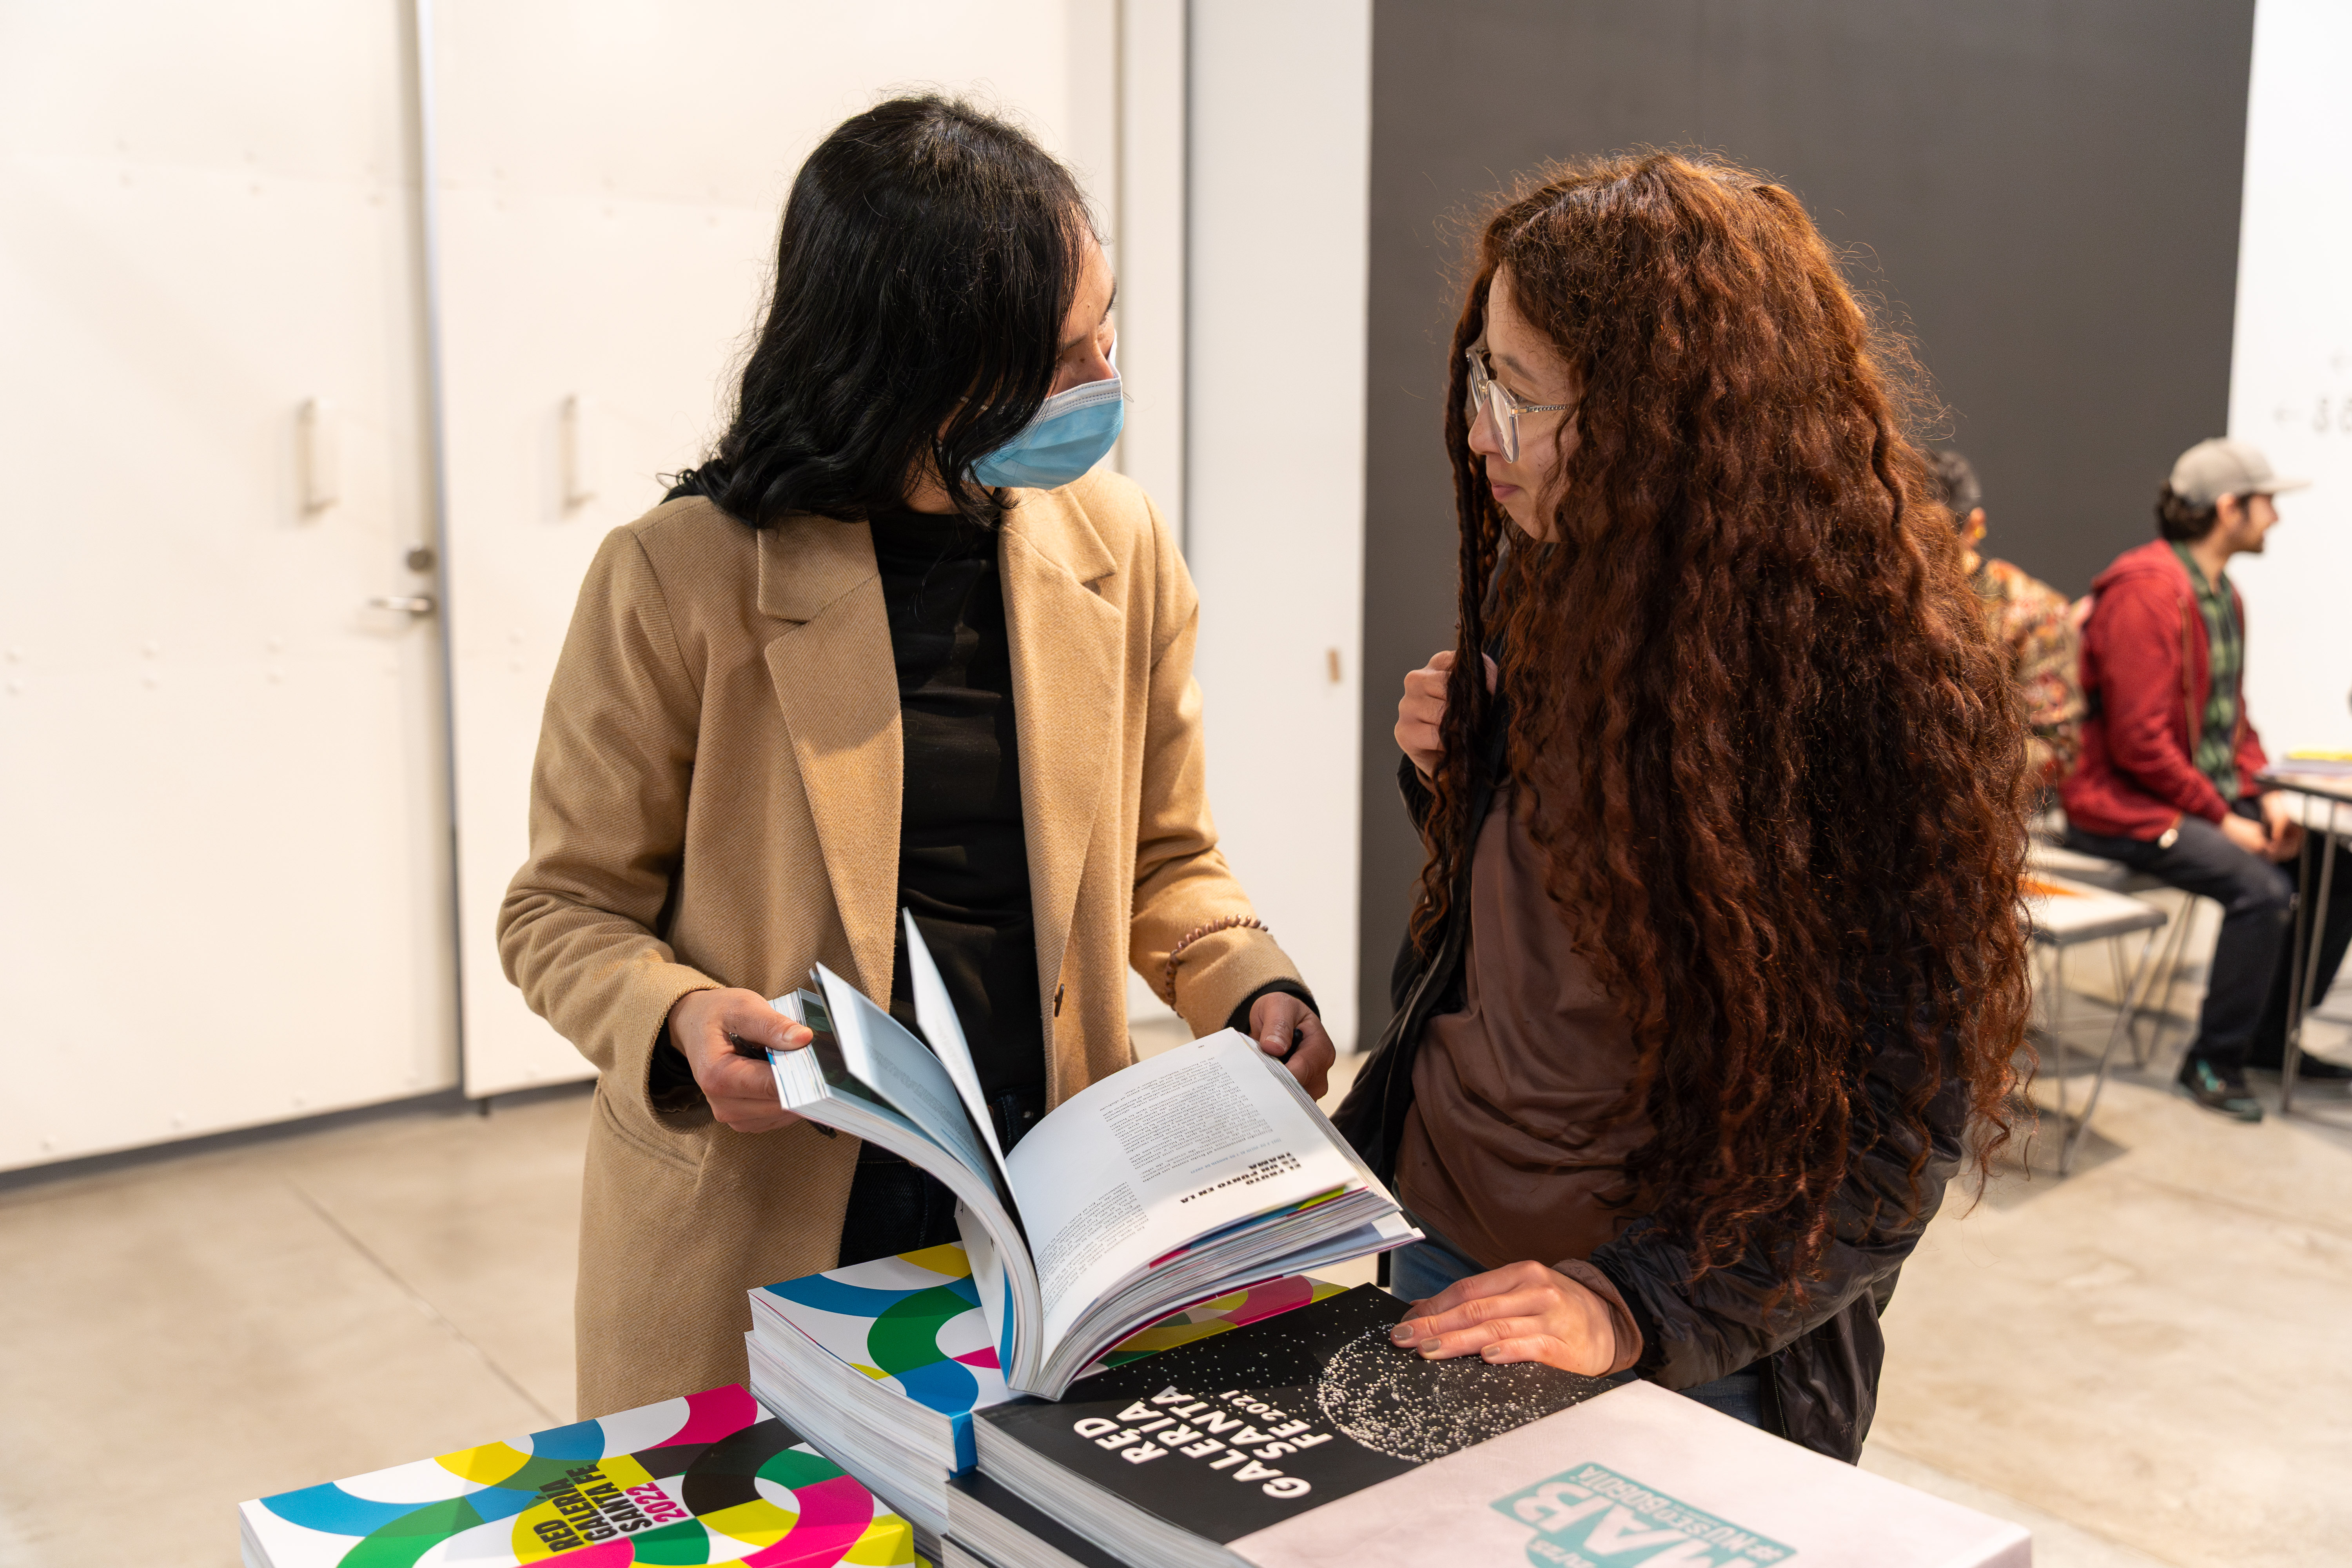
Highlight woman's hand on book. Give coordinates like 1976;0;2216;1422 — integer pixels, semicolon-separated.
1249;991;1336;1099
666;988;812;1133
1390;1260;1617;1376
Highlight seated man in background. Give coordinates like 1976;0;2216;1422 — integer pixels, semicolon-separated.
2063;438;2352;1120
1933;450;2083;794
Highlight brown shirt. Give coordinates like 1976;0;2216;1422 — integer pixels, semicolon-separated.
1397;785;1652;1323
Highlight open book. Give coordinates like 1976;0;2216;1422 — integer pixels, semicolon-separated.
769;913;1418;1400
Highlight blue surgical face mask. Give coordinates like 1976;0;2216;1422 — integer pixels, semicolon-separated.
969;354;1124;490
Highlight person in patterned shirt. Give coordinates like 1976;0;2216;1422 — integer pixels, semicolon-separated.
1930;450;2083;793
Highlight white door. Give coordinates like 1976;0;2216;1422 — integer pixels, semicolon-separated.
0;1;457;1167
429;0;1114;1096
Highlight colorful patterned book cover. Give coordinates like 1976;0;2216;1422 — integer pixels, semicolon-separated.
238;1384;916;1567
752;1243;1345;1470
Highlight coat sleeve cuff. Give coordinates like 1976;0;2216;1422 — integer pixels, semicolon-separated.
1164;927;1303;1040
628;965;723;1127
1556;1259;1646;1376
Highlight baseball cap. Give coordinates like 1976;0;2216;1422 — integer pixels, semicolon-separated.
2168;437;2311;508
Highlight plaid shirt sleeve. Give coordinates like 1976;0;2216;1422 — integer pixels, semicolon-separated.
1985;560;2086;787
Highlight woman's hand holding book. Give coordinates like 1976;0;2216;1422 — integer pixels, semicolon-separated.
1247;990;1336;1099
667;987;812;1132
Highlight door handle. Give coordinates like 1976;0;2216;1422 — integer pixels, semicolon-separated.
299;397;340;515
370;595;437;615
561;393;597;508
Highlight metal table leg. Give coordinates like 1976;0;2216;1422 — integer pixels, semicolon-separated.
2284;800;2342;1116
2140;896;2199;1067
2061;920;2163;1176
2283;799;2312;1113
2045;942;2067;1152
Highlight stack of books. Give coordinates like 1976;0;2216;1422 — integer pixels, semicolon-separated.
943;1471;1125;1568
1208;1379;2036;1568
954;1285;2034;1568
238;1383;918;1567
965;1283;1616;1568
744;1240;1347;1542
768;914;1418;1399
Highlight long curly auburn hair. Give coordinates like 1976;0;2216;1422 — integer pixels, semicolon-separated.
1417;152;2031;1292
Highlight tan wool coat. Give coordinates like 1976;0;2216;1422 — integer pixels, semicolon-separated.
497;472;1304;1419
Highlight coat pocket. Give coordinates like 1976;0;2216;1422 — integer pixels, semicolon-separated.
593;1077;710;1179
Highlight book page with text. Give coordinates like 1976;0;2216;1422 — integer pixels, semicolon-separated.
1003;1031;1365;1354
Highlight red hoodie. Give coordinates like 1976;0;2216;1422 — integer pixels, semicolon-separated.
2061;539;2268;840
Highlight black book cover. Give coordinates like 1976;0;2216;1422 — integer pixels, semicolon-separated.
978;1285;1621;1546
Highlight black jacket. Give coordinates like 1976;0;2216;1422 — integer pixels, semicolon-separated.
1333;748;1970;1463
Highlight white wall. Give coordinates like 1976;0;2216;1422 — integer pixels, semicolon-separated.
2228;0;2352;758
0;0;459;1168
1113;0;1194;1028
0;0;1133;1163
1185;0;1373;1049
1112;0;1191;538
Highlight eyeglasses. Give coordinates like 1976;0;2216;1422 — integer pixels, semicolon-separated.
1465;343;1573;464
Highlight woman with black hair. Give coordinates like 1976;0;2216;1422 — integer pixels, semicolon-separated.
499;96;1333;1419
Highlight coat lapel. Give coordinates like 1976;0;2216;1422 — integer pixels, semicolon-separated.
1000;491;1122;1071
758;516;902;1002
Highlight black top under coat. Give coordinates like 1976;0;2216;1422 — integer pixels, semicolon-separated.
868;503;1049;1150
649;505;1318;1148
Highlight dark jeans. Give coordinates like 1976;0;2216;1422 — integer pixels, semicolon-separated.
2067;801;2352;1070
836;1145;962;1267
1388;1230;1768;1431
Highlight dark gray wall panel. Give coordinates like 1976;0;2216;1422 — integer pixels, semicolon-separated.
1357;0;2254;1042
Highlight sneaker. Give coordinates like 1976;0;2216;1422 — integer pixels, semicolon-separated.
2176;1056;2264;1122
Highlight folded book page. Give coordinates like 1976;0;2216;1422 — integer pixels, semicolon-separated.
1005;1031;1370;1357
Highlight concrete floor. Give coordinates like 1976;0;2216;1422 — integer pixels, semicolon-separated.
4;979;2348;1567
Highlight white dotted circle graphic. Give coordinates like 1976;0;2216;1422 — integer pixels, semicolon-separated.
1311;1327;1614;1463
